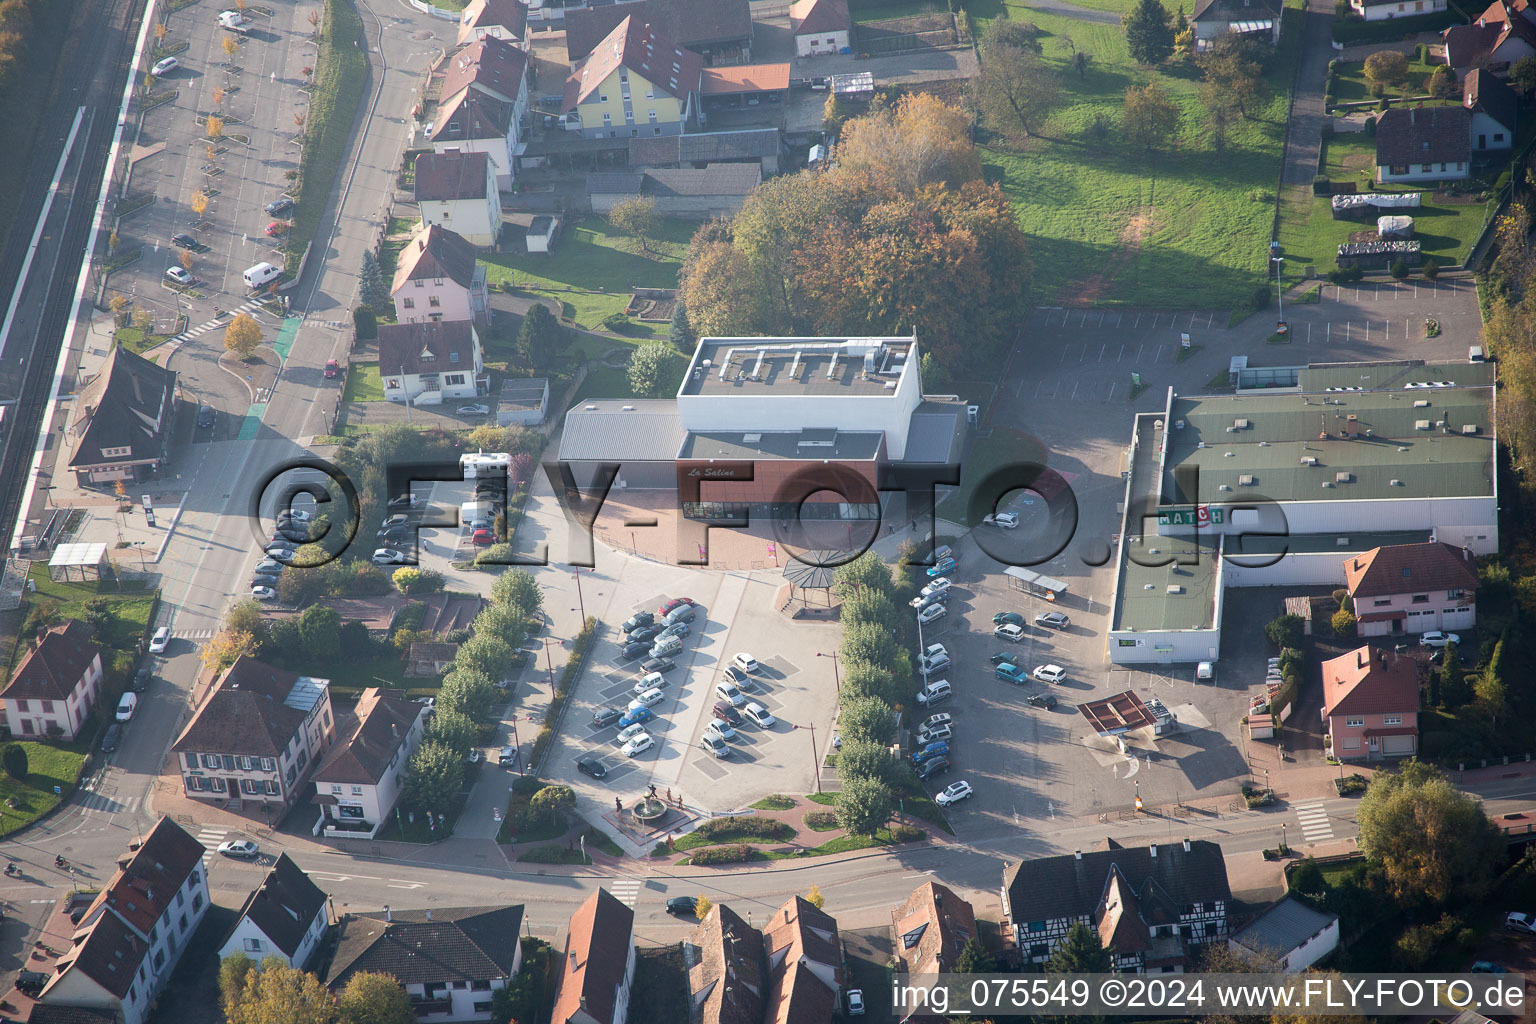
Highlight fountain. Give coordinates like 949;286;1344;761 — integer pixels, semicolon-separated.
631;784;667;825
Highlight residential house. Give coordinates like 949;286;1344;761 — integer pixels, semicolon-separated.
563;0;753;63
1465;68;1519;152
1228;898;1340;972
790;0;851;56
392;224;491;328
561;17;703;139
628;128;783;175
1444;0;1536;71
28;1007;117;1024
217;853;331;968
377;320;486;406
1190;0;1283;46
1;620;103;741
1351;0;1448;19
326;906;525;1021
435;36;529;188
457;0;529;47
682;902;766;1024
1375;105;1472;182
34;819;209;1024
551;889;636;1024
406;642;460;677
891;882;976;977
1322;646;1420;760
763;896;843;1023
588;163;761;217
1001;839;1232;971
414;150;500;246
67;344;177;487
311;687;427;838
170;656;335;818
1343;540;1479;636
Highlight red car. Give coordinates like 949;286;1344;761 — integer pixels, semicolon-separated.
264;221;284;237
472;528;494;546
324;359;339;379
657;597;695;617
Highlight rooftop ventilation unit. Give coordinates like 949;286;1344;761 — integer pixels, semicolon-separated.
788;352;802;380
1391;479;1403;486
1175;419;1185;429
1335;472;1353;483
1336;537;1351;545
1300;457;1318;466
584;404;597;410
1398;446;1409;452
752;350;767;380
621;405;634;411
1322;481;1335;488
1414;400;1430;408
1259;441;1271;447
1238;475;1257;486
1224;451;1235;457
1218;484;1232;491
1166;585;1184;594
1462;424;1480;434
743;433;761;442
1415;420;1431;430
1233;418;1249;429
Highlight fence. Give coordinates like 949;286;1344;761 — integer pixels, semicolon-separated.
407;0;459;22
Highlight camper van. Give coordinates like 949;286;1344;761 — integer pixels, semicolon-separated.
242;262;282;290
459;451;510;479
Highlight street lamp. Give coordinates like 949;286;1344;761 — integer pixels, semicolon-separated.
816;651;841;692
572;569;586;623
1270;254;1284;319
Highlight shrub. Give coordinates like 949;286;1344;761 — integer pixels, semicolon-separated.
805;810;838;830
888;824;925;843
1369;81;1386;98
1422;258;1439;279
1332;607;1358;637
695;815;788;840
1;744;26;781
1265;614;1305;650
1390;258;1410;280
1364;115;1377;136
1379;96;1391;112
1415;42;1427;62
688;844;755;865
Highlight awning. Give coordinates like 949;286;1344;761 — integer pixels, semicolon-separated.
1364;726;1418;737
1230;19;1274;31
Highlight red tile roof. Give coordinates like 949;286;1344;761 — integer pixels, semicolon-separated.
392;224;481;293
700;63;791;95
1344;541;1480;599
170;655;324;759
1323;646;1420;718
790;0;850;36
891;881;976;976
562;16;703;112
440;35;527;105
311;687;423;787
458;0;528;44
2;621;101;701
763;897;841;1024
1375;105;1472;167
551;888;634;1024
414;150;493;203
432;87;513;146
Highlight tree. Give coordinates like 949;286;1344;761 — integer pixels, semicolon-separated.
806;884;825;909
221;33;239;60
109;293;130;316
841;661;907;708
353;306;377;340
695;894;713;919
1264;614;1304;650
1070;49;1093;78
337;972;415;1024
838;696;897;747
977;35;1062;140
609;195;660;253
832;550;893;598
191;190;210;217
837;739;901;786
202;628;257;674
680;242;769;337
392;567;424;594
822;92;849;134
1440;641;1471;706
359;250;390;311
1123;82;1181;152
1356;759;1501;905
1427;64;1458;99
1330;607;1356;637
668;298;695;354
1;744;26;781
226;598;267;637
836;93;981;192
427;708;477;753
1512;55;1536;97
1123;0;1174;64
154;21;167;42
403;740;466;812
298;605;341;658
225;312;262;360
131;306;153;330
841;619;898;670
986;19;1044;54
955;936;995;974
840;589;902;637
628;340;685;398
529;784;575;825
440;664;498;721
1198;36;1266;119
835;774;893;837
516;302;564;368
82;596;116;631
1475;637;1508;731
1047;921;1112;973
224;959;338;1024
219;954;257;1016
206;114;225;141
454;633;515;685
490;568;543;619
474;602;528;652
1363;50;1409;85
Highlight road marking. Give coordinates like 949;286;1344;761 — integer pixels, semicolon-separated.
387;879;425;889
1118;344;1125;361
1151;313;1159;328
1134;313;1141;328
1098;344;1106;363
1294;800;1334;842
1306;322;1312;345
608;877;642;907
309;872;383;882
30;899;52;904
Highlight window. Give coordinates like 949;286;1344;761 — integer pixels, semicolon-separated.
445;373;465;385
101;446;131;458
1372;598;1390;607
332;785;342;795
472;981;492;991
1384;713;1403;724
645;89;654;99
262;757;275;771
1411;594;1429;603
193;892;203;912
429;296;441;307
1495;133;1506;143
153;950;165;970
602;112;611;125
648;109;657;123
1029;943;1049;959
599;94;608;103
1343;736;1360;749
1345;715;1364;727
211;777;226;793
244;938;264;952
1391;165;1407;175
1028;920;1046;932
266;780;280;795
352;785;363;795
18;720;31;735
177;890;184;909
188;776;204;792
414;279;423;288
222;755;236;771
403;297;415;309
1205;922;1219;936
1447;588;1466;599
179;913;188;933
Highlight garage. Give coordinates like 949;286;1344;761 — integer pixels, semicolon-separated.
1376;729;1417;756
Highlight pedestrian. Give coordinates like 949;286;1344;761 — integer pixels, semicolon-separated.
615;796;623;814
910;520;916;531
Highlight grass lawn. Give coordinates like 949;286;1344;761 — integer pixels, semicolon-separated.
341;362;385;403
935;426;1050;526
627;948;690;1024
976;0;1300;310
18;567;155;661
852;0;952;20
1331;57;1450;105
479;218;691;336
114;328;165;356
0;743;91;838
372;800;463;843
568;364;633;405
318;655;427;700
751;794;796;810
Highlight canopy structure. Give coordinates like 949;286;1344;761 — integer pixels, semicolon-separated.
1004;565;1069;598
48;542;109;582
1079;690;1158;737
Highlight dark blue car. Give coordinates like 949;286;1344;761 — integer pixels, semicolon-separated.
618;706;654;728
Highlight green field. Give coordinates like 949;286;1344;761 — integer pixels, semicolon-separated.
1330;55;1449;105
0;742;90;838
341;361;385;403
480;219;691;336
21;567;155;656
974;0;1299;309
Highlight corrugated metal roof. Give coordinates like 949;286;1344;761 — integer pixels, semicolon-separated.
560;400;684;461
1230;898;1338;958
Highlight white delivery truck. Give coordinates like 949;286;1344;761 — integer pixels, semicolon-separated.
243;262;282;290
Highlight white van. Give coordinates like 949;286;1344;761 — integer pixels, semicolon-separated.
916;680;952;706
243;262;282;289
218;10;249;30
460;500;496;525
1469;346;1485;363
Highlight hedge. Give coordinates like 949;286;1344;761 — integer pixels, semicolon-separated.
889;824;925;843
1331;9;1462;43
528;617;598;771
688;844;755;865
695;815;789;840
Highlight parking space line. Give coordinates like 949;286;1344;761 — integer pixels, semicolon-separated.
1098;312;1105;327
1118;344;1125;361
1107;381;1117;400
1326;321;1330;345
1098;344;1106;363
1306;322;1311;344
1116;312;1123;328
1080;345;1088;362
1206;311;1215;327
1134;313;1141;328
1071;381;1079;400
1151;313;1160;328
1135;343;1143;362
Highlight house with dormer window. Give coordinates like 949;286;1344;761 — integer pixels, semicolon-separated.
218;854;330;968
378;321;486;406
392;225;490;327
1;620;103;740
1343;540;1479;637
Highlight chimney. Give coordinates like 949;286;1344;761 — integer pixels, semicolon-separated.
570;951;578;971
392;723;399;738
1150;843;1158;858
784;908;790;924
385;905;392;922
1182;838;1191;853
1074;850;1082;860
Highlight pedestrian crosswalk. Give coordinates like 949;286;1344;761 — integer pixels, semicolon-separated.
165;301;268;345
196;826;228;864
1294;800;1334;844
172;628;216;641
608;877;641;908
80;792;139;816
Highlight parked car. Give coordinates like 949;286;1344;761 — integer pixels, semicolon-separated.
1472;961;1509;974
265;197;293;215
1507;912;1536;934
149;626;171;653
920;652;952;676
700;734;730;758
255;558;285;575
264;221;285;237
496;746;516;765
916;757;951;780
471;529;495;547
983;512;1019;528
715;681;745;706
657;621;690;640
278;509;313;523
927;557;957;578
217;839;260;859
1033;664;1068;684
250;573;280;588
116;693;138;721
1420;631;1461;649
723;664;750;688
666;896;698;916
641;657;675;674
592;708;622;728
165;266;192;284
251;585;276;601
847;990;866;1016
372;548;406;565
658;597;695;617
993;611;1025;627
387;493;421;510
1035;611;1071;629
713;702;743;726
995;663;1027;685
664;605;697;624
458;404;490;415
171;232;199;249
151;56;179;76
917;603;947;625
989;651;1017;665
733;653;758;673
910;589;950;611
1026;692;1059;709
619;640;649;660
743;702;775;728
617;707;653;729
935;780;974;806
649;636;683;659
263;544;296;558
576;758;607;779
100;724;122;753
916;722;952;745
628;687;665;710
920;713;953;732
622;611;655;632
919;577;952;598
622;733;655;757
706;719;736;742
912;741;949;766
132;668;150;693
916;681;952;706
615;723;648;746
324;359;340;379
627;625;660;645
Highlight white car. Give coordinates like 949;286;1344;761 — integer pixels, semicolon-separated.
115;693;137;721
151;56;179;76
263;544;296;559
615;722;648;746
217;839;260;859
935;780;974;806
921;643;948;662
847;989;865;1016
706;719;736;742
919;577;952;598
280;509;314;522
1033;664;1067;684
983;512;1019;529
1507;912;1536;934
920;712;953;732
372;548;406;564
149;626;170;653
622;733;655;757
917;603;947;625
458;404;491;415
916;722;953;745
1419;631;1461;649
251;585;276;601
633;672;666;696
995;623;1025;642
733;653;758;673
630;687;665;709
743;702;775;728
165;266;192;285
715;680;745;706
